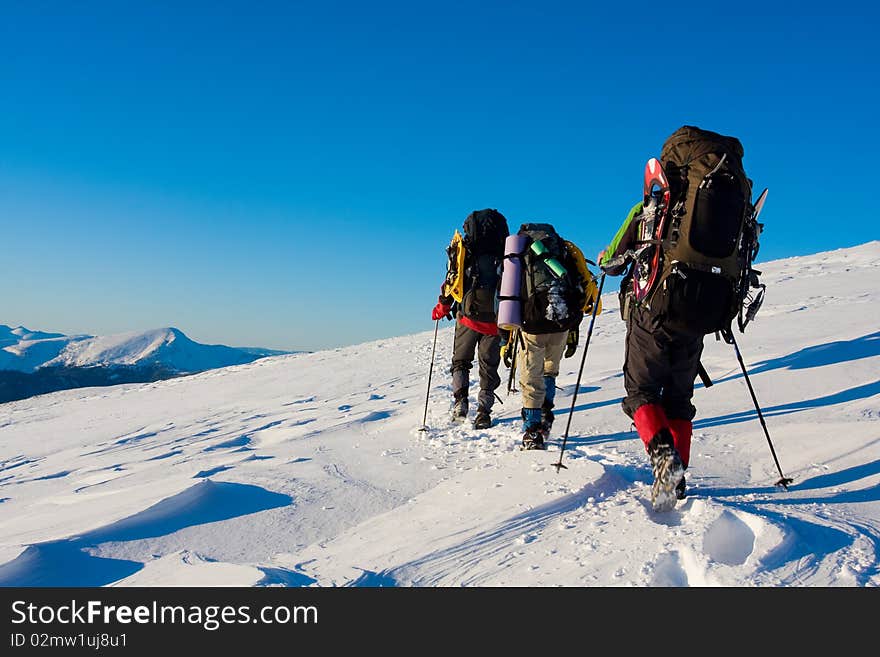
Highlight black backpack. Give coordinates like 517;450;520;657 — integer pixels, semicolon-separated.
646;126;764;337
518;223;585;334
460;209;509;323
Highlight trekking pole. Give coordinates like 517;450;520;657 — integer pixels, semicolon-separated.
553;273;605;473
729;332;793;489
697;362;714;388
506;329;520;395
419;319;440;431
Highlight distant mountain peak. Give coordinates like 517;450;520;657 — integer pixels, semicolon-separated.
0;325;291;376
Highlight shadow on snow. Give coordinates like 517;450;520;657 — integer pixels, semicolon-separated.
0;480;292;587
694;379;880;430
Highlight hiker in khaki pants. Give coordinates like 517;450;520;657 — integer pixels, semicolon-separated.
499;222;589;450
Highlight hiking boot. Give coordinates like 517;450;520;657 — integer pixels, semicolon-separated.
473;406;492;430
647;430;685;512
521;426;546;450
521;407;546;450
451;395;468;422
541;401;554;433
675;475;687;500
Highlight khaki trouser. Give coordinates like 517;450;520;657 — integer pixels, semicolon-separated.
518;330;567;408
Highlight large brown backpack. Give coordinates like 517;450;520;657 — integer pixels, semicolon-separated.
647;126;762;337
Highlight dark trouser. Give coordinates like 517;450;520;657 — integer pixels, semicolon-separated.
451;320;501;410
622;305;704;430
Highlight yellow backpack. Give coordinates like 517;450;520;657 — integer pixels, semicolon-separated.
565;240;602;315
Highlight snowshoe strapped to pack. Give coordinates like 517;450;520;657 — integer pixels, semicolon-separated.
443;230;467;303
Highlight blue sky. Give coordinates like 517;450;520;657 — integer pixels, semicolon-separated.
1;1;877;351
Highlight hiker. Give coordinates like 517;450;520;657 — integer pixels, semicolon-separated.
500;222;598;450
432;208;510;429
598;205;695;508
598;125;760;511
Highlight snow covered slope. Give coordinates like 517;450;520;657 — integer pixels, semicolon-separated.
0;241;878;587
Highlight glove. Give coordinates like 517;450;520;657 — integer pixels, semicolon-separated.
432;302;453;321
565;328;578;358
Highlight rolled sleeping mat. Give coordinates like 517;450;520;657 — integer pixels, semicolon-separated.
498;233;528;330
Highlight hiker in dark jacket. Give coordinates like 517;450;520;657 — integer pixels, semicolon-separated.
601;125;761;512
599;200;696;504
432;209;509;429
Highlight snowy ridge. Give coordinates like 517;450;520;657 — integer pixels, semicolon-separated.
0;326;285;374
0;326;67;347
44;327;260;372
0;241;878;587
